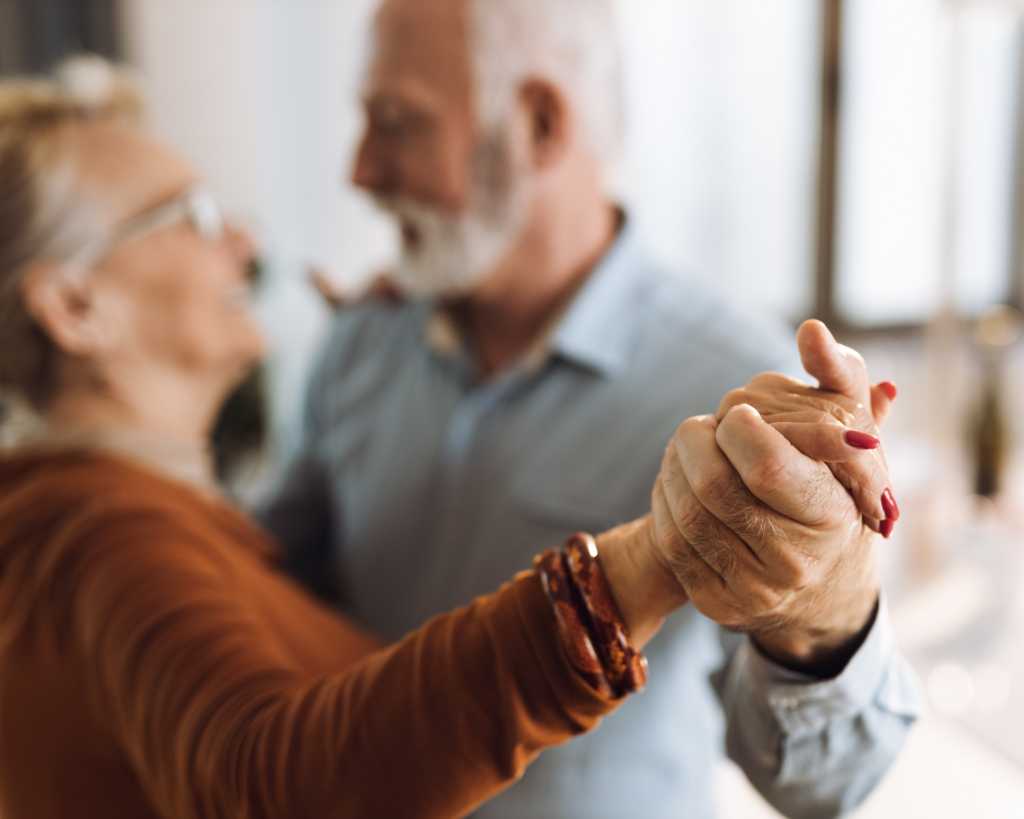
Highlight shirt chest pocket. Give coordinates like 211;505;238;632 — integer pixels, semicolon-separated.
513;492;625;538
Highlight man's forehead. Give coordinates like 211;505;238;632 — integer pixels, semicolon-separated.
365;0;472;103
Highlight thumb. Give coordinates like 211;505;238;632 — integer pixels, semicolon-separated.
797;320;870;405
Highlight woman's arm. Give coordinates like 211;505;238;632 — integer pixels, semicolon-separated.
66;512;631;819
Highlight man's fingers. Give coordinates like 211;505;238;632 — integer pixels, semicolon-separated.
713;405;859;528
365;273;406;305
797;320;871;406
660;428;759;573
671;416;815;564
651;476;731;594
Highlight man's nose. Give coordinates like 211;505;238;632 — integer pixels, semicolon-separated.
350;131;397;195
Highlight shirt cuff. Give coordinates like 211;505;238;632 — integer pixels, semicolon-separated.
732;592;923;737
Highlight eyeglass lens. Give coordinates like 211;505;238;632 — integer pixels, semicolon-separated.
189;190;224;242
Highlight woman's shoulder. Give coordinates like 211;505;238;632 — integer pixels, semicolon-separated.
0;448;277;572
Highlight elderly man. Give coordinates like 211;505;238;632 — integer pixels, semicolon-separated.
261;0;922;816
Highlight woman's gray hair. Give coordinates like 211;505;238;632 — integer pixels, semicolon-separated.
0;55;143;410
468;0;625;182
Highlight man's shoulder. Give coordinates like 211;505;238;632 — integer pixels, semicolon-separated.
317;299;426;376
628;261;802;380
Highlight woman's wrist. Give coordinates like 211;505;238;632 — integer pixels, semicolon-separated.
595;516;688;649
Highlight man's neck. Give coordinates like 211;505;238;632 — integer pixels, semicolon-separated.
453;202;619;380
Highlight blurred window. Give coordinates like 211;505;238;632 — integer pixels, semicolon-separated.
617;0;821;323
0;0;121;75
835;0;1023;328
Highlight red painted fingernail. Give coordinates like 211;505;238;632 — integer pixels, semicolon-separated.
880;519;895;539
845;430;881;450
881;488;900;522
879;382;898;401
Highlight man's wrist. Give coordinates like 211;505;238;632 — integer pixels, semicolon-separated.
752;590;880;679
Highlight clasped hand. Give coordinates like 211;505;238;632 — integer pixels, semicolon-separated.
651;321;897;678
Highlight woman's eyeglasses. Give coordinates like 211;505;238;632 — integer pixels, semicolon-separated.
68;184;225;271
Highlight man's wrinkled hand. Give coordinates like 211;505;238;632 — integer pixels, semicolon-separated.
649;321;894;678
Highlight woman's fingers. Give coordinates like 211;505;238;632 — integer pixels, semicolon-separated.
765;413;889;524
870;382;897;429
767;420;878;464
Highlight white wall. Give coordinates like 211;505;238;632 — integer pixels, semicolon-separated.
120;0;394;443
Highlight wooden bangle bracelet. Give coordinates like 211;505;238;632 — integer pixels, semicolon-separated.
564;533;649;695
535;548;616;699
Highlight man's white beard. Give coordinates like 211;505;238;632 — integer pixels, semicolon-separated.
373;132;529;299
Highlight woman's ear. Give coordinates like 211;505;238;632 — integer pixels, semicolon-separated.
21;264;118;357
518;79;573;171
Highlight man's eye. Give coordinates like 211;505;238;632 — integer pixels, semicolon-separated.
371;111;429;140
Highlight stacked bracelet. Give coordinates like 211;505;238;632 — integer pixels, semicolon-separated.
564;533;649;695
535;549;616;699
535;533;649;698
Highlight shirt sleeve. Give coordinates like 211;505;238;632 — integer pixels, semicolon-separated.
713;594;925;819
66;518;617;819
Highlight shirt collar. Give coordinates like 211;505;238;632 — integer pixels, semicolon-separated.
423;214;647;381
548;217;646;378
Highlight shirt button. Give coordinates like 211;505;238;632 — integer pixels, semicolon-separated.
760;751;779;768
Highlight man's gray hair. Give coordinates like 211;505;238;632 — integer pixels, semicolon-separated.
468;0;624;176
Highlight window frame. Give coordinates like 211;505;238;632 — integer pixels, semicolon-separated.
813;0;1024;338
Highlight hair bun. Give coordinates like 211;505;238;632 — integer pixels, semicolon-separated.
56;55;118;109
52;55;144;121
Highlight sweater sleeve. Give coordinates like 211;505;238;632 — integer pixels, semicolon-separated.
64;513;616;819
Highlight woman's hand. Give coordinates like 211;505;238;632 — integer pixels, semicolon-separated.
715;321;899;535
595;517;688;650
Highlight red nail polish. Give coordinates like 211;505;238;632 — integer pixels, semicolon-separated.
845;430;881;450
880;519;895;539
881;488;900;521
879;382;898;401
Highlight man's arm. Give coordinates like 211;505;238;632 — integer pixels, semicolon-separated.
651;320;924;817
714;596;922;819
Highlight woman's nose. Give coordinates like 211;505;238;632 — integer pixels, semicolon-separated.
224;224;258;266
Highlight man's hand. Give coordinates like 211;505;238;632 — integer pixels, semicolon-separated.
649;321;893;678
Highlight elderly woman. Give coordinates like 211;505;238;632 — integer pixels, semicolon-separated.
0;62;889;819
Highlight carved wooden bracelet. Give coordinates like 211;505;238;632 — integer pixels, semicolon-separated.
534;548;616;699
563;533;649;695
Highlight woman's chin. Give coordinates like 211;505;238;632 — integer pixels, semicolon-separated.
226;310;268;365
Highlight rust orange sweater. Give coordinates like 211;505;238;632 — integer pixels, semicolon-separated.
0;450;616;819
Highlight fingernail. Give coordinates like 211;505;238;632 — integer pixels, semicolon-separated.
845;430;881;450
880;519;895;539
879;382;898;401
881;488;900;522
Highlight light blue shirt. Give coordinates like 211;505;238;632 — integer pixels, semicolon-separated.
261;223;923;819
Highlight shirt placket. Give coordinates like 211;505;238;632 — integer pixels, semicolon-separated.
434;358;531;550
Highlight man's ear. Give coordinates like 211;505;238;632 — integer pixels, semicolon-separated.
518;79;573;170
21;264;117;357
